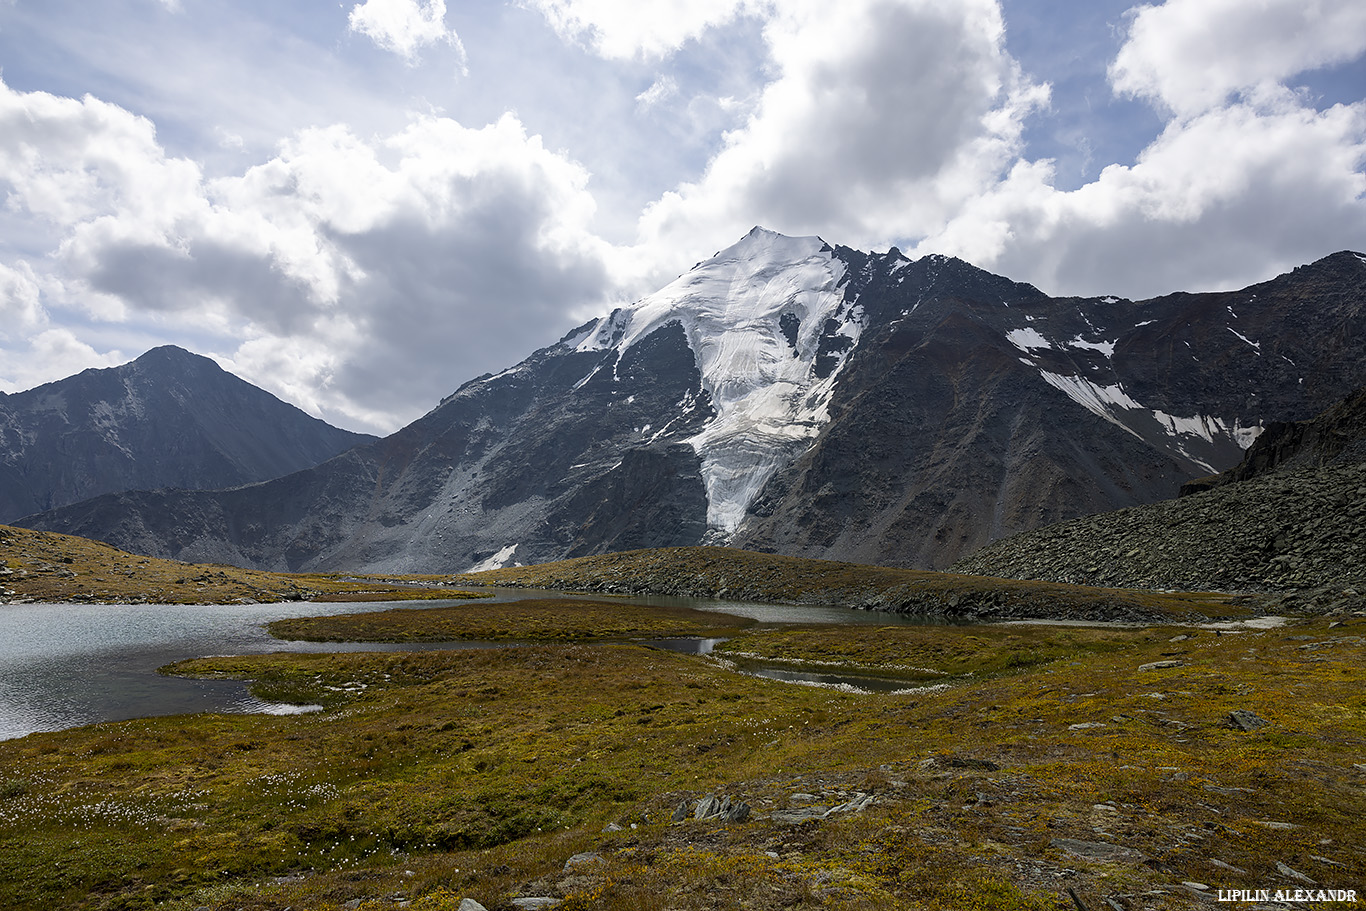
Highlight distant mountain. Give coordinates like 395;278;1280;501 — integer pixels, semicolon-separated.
949;384;1366;593
0;346;374;521
18;232;1366;573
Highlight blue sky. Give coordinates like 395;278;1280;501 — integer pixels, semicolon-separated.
1;0;1363;433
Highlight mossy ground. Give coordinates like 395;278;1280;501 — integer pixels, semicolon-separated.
713;624;1153;682
2;606;1363;910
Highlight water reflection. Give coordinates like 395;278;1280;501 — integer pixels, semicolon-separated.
0;589;944;740
641;637;921;692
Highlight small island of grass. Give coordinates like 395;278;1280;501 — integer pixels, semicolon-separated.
267;597;755;643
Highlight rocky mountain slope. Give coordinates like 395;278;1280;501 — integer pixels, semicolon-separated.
17;233;1366;573
951;385;1366;594
0;346;373;521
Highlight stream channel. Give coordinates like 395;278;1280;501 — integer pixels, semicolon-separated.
0;587;948;741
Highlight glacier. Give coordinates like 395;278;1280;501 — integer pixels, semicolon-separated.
573;227;858;535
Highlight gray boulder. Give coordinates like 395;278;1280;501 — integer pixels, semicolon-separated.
1226;709;1269;731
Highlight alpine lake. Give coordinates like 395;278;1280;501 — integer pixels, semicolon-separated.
0;588;943;742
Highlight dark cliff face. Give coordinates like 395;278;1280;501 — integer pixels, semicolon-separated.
16;241;1366;574
733;304;1195;568
0;346;374;522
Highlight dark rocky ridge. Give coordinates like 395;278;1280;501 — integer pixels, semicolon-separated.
19;323;715;572
952;386;1366;596
734;249;1366;568
0;346;373;522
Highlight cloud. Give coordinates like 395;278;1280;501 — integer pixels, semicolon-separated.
524;0;757;60
636;75;679;109
619;0;1046;286
0;328;125;394
0;83;202;229
0;261;44;342
348;0;466;67
0;79;612;433
910;0;1366;300
597;0;1365;303
926;89;1366;297
1111;0;1366;117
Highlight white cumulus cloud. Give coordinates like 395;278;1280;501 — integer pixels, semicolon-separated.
0;78;611;432
0;261;45;342
926;90;1366;297
1111;0;1366;117
524;0;758;60
616;0;1047;289
636;75;679;109
348;0;466;66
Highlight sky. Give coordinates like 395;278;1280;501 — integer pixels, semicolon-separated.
0;0;1363;435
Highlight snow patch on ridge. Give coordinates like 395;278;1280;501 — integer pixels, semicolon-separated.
1006;327;1052;352
573;228;855;535
1038;372;1143;435
1227;327;1262;352
1038;371;1262;471
465;544;518;573
1152;411;1262;451
1068;336;1115;356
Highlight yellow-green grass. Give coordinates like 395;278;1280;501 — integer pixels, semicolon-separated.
714;623;1158;682
454;546;1255;622
267;598;755;643
2;616;1363;910
0;525;485;605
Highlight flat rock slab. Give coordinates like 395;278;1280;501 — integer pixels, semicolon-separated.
1138;660;1183;671
771;806;830;825
564;852;603;871
1052;837;1148;864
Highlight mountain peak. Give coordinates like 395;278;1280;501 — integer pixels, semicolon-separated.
716;226;828;262
131;345;223;374
569;226;854;534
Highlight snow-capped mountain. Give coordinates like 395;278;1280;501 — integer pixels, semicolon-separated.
19;232;1366;572
565;229;863;536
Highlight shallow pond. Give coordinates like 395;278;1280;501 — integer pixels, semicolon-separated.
0;588;942;740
